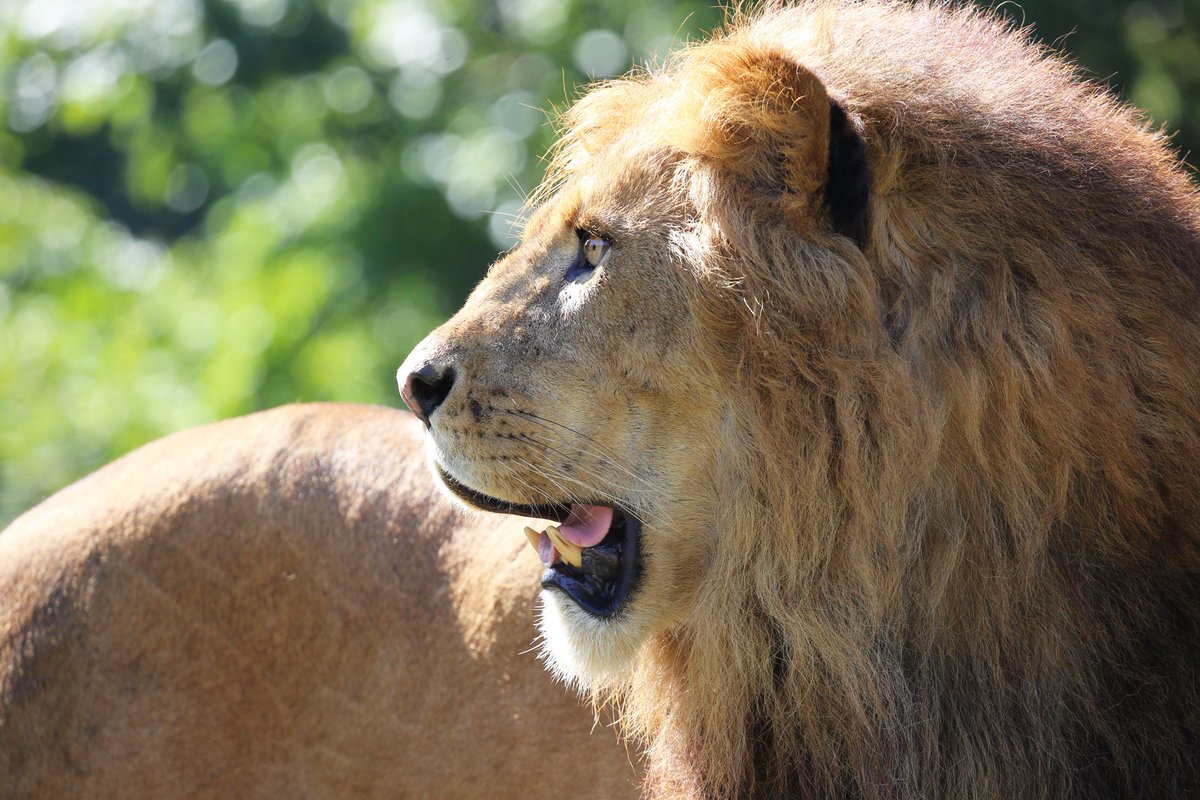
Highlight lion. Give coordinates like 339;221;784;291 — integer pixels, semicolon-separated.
0;404;640;798
397;2;1200;798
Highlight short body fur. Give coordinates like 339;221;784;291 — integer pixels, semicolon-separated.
0;404;639;799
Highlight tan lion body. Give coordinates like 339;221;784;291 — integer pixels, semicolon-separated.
0;403;639;799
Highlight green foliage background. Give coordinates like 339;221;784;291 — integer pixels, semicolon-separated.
1;0;1197;524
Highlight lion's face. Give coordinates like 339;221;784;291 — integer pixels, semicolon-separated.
398;150;735;684
398;38;868;686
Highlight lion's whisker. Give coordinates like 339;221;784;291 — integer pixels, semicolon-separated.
509;431;664;516
499;408;659;493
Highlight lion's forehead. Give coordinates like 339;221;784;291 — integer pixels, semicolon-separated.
535;149;686;223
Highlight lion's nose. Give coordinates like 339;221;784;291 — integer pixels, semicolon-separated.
400;361;456;426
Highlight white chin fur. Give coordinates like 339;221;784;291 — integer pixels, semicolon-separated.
537;589;641;690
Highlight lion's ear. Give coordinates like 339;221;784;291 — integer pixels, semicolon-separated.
672;45;867;243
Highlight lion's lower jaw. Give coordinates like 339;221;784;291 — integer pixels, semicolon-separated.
536;590;646;690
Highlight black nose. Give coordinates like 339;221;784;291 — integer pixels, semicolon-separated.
400;362;455;426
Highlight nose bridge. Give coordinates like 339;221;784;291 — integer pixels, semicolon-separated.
436;262;540;350
399;218;562;386
397;272;535;420
430;291;513;360
411;272;507;356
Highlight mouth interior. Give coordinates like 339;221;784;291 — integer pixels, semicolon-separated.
538;505;641;619
437;467;640;619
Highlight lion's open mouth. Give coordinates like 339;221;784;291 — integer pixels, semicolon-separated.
437;467;641;618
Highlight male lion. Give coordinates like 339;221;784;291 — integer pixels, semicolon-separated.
398;2;1200;798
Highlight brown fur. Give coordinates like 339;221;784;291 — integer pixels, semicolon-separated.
0;404;640;799
401;3;1200;798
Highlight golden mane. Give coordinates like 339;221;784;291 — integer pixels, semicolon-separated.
542;2;1200;797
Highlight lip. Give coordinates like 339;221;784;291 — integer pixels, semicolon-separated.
435;464;642;618
437;465;571;522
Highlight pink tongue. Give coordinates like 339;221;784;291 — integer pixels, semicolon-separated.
557;504;614;548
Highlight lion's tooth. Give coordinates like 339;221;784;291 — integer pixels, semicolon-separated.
545;525;583;567
523;526;540;551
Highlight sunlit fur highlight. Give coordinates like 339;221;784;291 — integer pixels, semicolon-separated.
538;2;1200;798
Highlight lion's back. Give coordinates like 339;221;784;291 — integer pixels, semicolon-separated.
0;403;640;799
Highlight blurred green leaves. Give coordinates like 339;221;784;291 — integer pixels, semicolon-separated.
0;0;724;523
0;0;1196;524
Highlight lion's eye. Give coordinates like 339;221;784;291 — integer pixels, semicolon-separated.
583;235;610;268
565;229;611;282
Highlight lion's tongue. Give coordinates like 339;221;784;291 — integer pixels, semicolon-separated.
557;504;613;548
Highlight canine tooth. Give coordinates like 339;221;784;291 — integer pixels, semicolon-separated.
545;525;583;567
523;526;540;551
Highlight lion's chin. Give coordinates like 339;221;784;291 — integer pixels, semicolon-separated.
537;590;648;690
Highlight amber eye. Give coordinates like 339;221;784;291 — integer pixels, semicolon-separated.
582;235;610;268
565;229;612;282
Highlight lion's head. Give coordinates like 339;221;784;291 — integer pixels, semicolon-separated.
400;2;1200;797
397;16;883;685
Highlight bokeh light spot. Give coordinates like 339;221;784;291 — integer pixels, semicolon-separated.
192;39;239;86
233;0;290;28
323;66;375;115
388;68;443;120
573;29;628;78
10;53;58;132
165;163;210;214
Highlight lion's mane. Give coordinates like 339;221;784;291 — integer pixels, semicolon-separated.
546;3;1200;798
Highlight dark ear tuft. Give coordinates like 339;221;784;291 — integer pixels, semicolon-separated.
826;101;870;248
